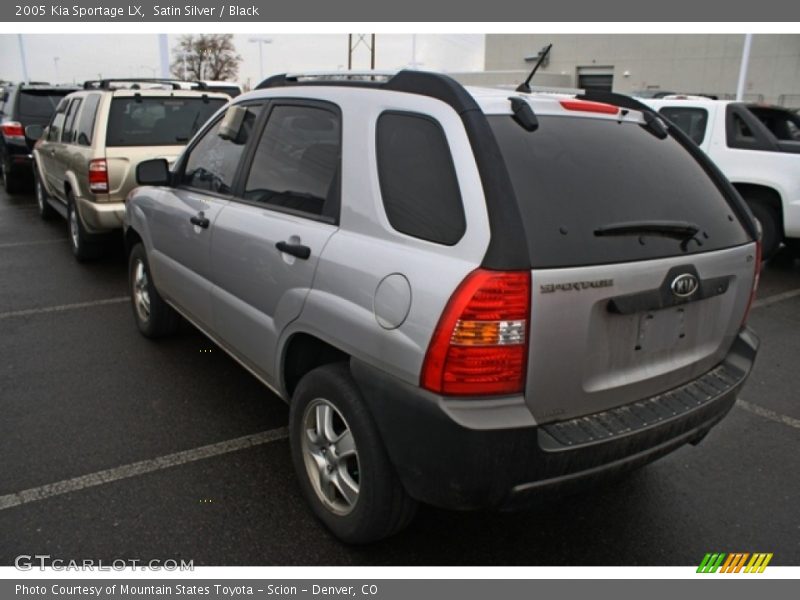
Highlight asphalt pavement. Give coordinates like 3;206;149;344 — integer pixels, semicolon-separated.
0;187;798;566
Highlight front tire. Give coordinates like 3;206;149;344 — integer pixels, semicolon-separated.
128;243;180;338
289;363;417;544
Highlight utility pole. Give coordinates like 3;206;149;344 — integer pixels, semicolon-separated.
347;34;376;70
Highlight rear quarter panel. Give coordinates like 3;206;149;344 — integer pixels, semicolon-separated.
276;88;492;391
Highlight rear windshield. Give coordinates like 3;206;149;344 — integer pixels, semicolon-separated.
17;90;73;118
489;114;750;268
106;97;226;147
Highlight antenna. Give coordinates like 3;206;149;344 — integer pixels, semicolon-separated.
516;43;552;94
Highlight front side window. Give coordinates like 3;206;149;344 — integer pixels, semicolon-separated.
376;112;465;245
180;105;261;194
106;96;226;147
242;104;341;219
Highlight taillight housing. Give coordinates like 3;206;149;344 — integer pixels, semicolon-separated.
1;121;25;139
741;239;762;327
88;159;109;193
421;269;530;396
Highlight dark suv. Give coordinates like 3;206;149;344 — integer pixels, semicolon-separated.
0;83;79;193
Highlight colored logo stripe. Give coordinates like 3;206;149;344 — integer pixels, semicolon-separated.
697;553;773;573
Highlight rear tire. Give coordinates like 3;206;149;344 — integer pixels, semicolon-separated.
128;242;180;338
1;159;22;195
66;192;102;261
746;199;781;261
289;363;417;544
35;169;56;220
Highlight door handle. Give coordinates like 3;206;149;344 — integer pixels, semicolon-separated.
276;241;311;260
190;212;210;229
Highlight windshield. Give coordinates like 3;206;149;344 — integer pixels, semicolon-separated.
489;114;750;268
106;97;226;147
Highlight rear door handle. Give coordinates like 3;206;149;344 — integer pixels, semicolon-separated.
276;241;311;260
190;212;210;229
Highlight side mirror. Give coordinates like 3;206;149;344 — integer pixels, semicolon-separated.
136;158;171;186
218;105;248;144
25;124;44;141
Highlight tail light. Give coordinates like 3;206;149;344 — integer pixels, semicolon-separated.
741;239;762;327
421;269;530;396
559;99;619;115
88;159;109;193
1;121;25;139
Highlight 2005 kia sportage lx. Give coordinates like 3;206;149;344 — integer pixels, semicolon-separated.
123;71;761;543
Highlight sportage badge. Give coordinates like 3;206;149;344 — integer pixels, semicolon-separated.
671;273;699;298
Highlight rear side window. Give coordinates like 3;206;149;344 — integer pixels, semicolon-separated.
489;114;750;268
376;112;465;245
61;98;82;144
243;104;341;220
181;106;261;194
658;107;708;145
75;94;101;146
106;97;226;147
17;91;70;119
46;99;68;142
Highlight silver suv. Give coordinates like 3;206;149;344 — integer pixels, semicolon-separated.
124;71;761;543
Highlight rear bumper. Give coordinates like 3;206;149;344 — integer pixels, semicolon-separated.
351;328;759;510
76;197;125;233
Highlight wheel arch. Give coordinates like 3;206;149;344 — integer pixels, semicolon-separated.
281;332;350;399
731;182;784;234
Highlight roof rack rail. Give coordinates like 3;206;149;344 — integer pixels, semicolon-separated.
82;78;208;91
257;70;398;89
256;69;483;111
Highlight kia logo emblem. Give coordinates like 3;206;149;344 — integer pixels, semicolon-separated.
671;273;699;298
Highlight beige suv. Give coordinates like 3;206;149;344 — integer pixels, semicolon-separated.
30;79;228;260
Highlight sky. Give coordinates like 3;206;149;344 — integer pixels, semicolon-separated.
0;34;485;87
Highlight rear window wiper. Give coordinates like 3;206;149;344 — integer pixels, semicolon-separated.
594;220;702;245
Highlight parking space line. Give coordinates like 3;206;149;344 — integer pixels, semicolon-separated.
752;288;800;309
736;399;800;430
0;238;68;249
0;427;289;511
0;297;130;320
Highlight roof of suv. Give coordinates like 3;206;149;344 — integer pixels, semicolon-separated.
251;70;650;122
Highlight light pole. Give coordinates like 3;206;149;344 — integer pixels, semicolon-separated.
248;37;273;81
53;57;60;84
17;35;30;83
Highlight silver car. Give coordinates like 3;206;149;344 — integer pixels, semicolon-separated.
124;71;761;543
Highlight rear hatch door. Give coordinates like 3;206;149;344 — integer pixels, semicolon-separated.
489;108;757;423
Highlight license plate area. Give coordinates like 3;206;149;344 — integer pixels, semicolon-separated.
632;305;691;354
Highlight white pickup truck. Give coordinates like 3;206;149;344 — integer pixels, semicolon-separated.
646;97;800;259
